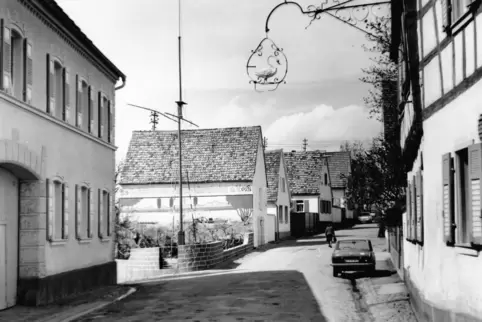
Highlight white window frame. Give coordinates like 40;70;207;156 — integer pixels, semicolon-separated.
46;177;69;245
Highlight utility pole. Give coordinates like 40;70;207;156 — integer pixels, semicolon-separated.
302;138;308;152
176;0;186;246
263;137;268;151
150;111;159;130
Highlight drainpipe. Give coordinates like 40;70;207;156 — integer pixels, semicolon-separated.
115;76;126;91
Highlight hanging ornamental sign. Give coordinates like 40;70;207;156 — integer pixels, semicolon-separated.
247;0;391;92
246;37;288;92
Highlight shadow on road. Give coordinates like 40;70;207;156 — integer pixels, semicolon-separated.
77;270;329;322
338;269;396;280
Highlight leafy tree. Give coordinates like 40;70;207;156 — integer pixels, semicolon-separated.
360;17;398;121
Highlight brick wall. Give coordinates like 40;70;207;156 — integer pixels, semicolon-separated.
116;232;255;282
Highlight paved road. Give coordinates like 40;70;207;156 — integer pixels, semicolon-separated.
75;224;392;322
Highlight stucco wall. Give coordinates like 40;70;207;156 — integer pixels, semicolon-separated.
0;2;118;279
265;214;276;243
277;154;291;234
252;137;268;247
404;73;482;319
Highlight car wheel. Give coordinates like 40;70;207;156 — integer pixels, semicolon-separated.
333;268;339;277
368;264;376;276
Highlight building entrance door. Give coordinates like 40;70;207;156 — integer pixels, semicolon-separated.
0;168;19;310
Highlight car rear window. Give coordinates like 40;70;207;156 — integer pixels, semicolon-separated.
336;240;371;251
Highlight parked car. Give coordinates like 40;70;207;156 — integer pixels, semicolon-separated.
331;239;376;277
358;212;372;223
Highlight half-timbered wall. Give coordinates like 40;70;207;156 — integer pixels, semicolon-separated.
401;0;482;320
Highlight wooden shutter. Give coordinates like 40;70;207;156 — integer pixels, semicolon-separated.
98;93;103;138
23;39;32;104
109;193;114;236
88;188;94;238
441;0;451;30
304;200;310;213
107;100;112;143
416;171;424;244
442;153;455;244
98;189;104;238
468;143;482;246
76;75;82;127
63;183;69;239
406;184;411;240
89;86;94;133
46;54;55;114
411;175;417;241
46;179;54;241
63;67;70;121
2;22;11;93
75;185;82;239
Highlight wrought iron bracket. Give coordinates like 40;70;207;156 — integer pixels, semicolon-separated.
265;0;391;37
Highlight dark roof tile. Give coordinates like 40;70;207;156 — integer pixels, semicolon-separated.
324;151;351;188
265;150;282;202
120;126;262;184
284;151;324;195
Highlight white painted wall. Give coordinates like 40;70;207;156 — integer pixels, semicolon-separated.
265;214;276;243
277;153;291;235
252;136;268;247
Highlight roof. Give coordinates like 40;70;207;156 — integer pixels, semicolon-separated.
37;0;125;80
324;151;351;189
283;151;324;195
265;150;282;202
120;126;263;185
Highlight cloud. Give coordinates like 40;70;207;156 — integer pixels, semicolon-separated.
264;104;382;148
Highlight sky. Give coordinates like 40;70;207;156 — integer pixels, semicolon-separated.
56;0;387;161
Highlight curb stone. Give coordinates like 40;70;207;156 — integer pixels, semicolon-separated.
48;287;137;322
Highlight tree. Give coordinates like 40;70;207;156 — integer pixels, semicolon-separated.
360;17;398;121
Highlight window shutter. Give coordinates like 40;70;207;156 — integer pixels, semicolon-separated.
406;184;411;240
109;193;114;236
416;171;424;244
98;189;104;238
89;86;94;133
88;188;94;238
411;176;417;241
63;67;70;121
23;39;32;104
442;153;455;244
108;100;113;143
76;75;82;128
46;179;54;241
468;143;482;246
441;0;451;30
98;93;103;138
304;200;309;213
46;54;55;114
63;183;69;239
2;22;11;93
75;185;82;240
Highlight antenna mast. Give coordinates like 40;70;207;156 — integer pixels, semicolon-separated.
176;0;186;245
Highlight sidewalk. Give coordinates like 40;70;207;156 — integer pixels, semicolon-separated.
0;285;135;322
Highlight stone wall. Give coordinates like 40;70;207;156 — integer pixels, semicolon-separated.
117;233;255;283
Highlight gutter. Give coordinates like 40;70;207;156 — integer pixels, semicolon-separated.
115;76;126;91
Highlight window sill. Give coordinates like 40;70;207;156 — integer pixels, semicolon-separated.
454;244;480;257
77;238;92;244
49;239;68;246
100;237;111;243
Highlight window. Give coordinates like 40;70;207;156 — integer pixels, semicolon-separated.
455;147;470;244
442;144;482;248
76;77;90;131
98;189;111;238
285;205;289;223
452;0;472;22
76;185;93;240
46;179;69;242
278;205;283;223
46;55;65;119
324;173;328;185
281;177;286;193
320;200;332;214
98;93;110;140
24;40;33;104
10;29;22;99
336;240;372;252
296;200;304;212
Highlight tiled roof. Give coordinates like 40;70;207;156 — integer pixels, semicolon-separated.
120;126;262;184
324;151;351;188
42;1;125;78
284;151;324;195
265;150;282;202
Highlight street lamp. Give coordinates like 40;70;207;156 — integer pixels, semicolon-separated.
247;0;391;92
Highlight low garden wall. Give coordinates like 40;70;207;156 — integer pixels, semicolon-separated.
116;232;254;283
177;232;254;273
